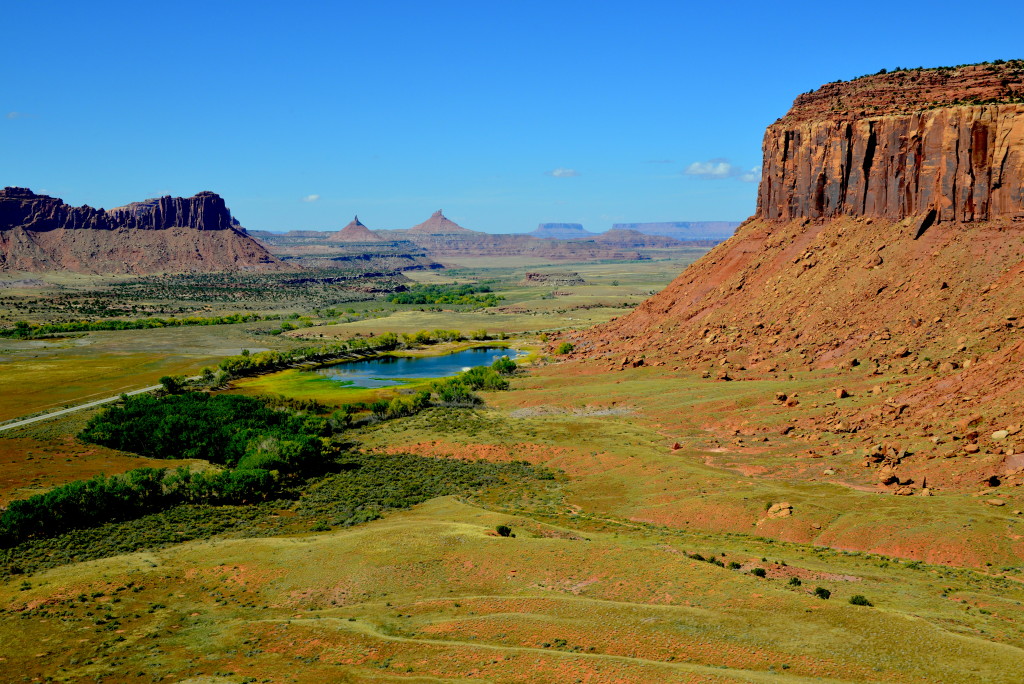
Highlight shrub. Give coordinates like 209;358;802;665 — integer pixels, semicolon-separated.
788;577;802;587
555;342;574;355
491;356;517;375
814;587;832;600
79;393;332;473
433;379;479;406
459;366;509;391
158;375;184;394
385;284;502;309
496;525;512;537
0;466;279;546
728;561;742;570
369;400;391;419
849;594;873;606
751;568;767;578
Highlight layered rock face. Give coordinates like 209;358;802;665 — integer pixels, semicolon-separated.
108;191;241;231
0;188;282;274
758;63;1024;223
1;188;240;233
571;62;1024;434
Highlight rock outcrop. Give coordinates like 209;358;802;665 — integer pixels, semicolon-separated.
571;62;1024;435
758;62;1024;223
107;191;241;231
0;188;282;274
327;216;384;242
407;210;477;234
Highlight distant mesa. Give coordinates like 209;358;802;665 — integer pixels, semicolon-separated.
531;223;595;240
531;221;737;242
327;215;384;242
592;228;686;248
0;187;282;274
407;210;478;234
613;221;740;241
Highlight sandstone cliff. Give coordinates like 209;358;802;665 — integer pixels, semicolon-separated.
572;62;1024;437
758;62;1024;223
0;188;282;274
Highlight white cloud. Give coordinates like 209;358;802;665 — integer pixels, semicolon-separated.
684;158;759;182
546;168;580;178
301;194;320;203
6;111;35;120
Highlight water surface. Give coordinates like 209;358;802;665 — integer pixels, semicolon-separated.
314;347;515;388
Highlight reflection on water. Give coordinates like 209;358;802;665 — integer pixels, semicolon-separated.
313;347;515;388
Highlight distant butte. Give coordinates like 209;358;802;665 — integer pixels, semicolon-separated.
406;210;478;234
327;216;385;242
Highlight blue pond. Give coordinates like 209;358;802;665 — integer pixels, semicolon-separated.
313;347;516;388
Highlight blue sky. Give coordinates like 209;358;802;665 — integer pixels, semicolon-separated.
4;1;1023;233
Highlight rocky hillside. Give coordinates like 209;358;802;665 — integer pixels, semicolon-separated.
0;188;282;274
571;62;1024;434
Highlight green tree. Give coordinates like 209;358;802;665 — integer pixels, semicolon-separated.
158;375;184;394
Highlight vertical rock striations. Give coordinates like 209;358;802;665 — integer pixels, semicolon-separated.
576;61;1024;412
0;188;283;273
107;191;241;231
758;63;1024;223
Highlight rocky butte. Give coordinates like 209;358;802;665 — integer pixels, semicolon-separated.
327;216;385;243
759;62;1024;223
0;188;282;274
571;60;1024;436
